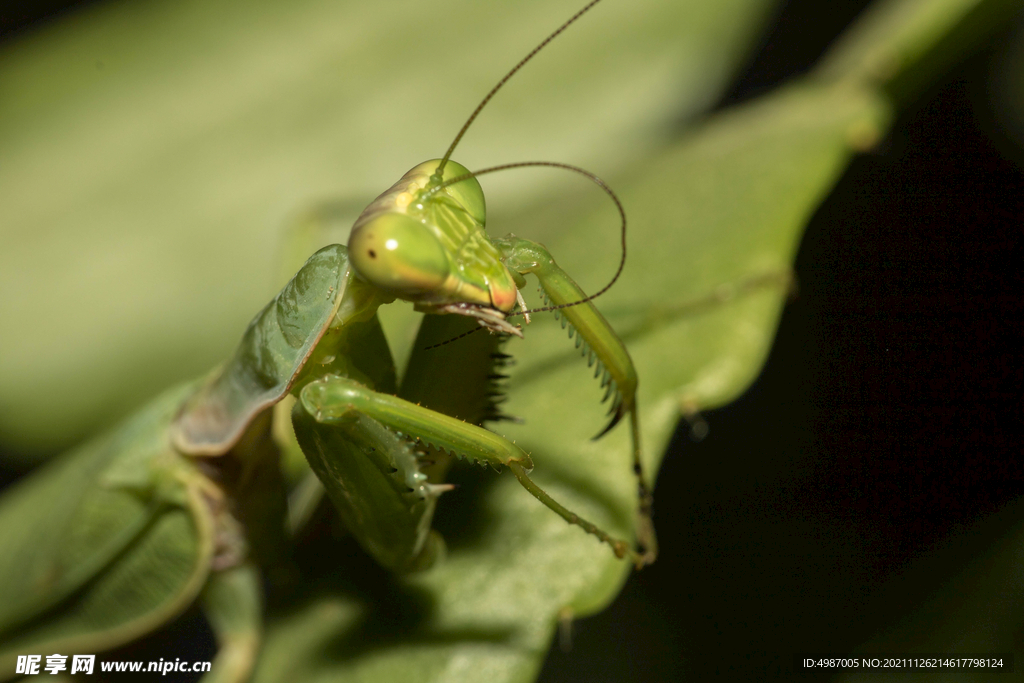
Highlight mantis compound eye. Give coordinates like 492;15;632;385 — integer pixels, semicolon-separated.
404;158;486;227
349;212;450;294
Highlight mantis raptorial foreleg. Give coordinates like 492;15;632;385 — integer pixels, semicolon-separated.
495;235;656;563
292;405;447;573
299;375;644;567
0;1;658;675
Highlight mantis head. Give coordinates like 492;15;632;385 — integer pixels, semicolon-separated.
348;159;522;336
349;0;616;340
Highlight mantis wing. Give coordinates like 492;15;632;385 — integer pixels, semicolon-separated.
0;384;214;675
172;245;357;457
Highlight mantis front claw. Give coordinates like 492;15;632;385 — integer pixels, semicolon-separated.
299;375;646;566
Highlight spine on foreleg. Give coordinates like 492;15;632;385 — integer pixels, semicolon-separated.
502;236;636;435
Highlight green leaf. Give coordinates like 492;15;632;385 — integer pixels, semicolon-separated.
815;0;1024;102
0;0;777;456
0;384;211;674
248;79;888;683
0;0;1011;681
250;0;1011;678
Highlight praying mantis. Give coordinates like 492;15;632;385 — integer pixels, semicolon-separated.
6;0;968;674
0;0;656;679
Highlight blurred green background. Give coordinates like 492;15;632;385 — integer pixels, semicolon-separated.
2;0;1023;680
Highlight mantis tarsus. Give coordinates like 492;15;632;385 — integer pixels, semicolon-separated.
0;0;653;679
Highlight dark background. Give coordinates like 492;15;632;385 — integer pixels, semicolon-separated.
3;0;1022;680
541;1;1024;680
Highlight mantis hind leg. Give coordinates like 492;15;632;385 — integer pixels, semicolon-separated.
494;235;657;565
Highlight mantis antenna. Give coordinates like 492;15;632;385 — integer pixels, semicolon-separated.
422;160;626;351
422;0;626;350
434;0;605;178
428;161;627;318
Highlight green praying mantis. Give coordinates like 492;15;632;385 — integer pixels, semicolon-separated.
0;0;655;680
